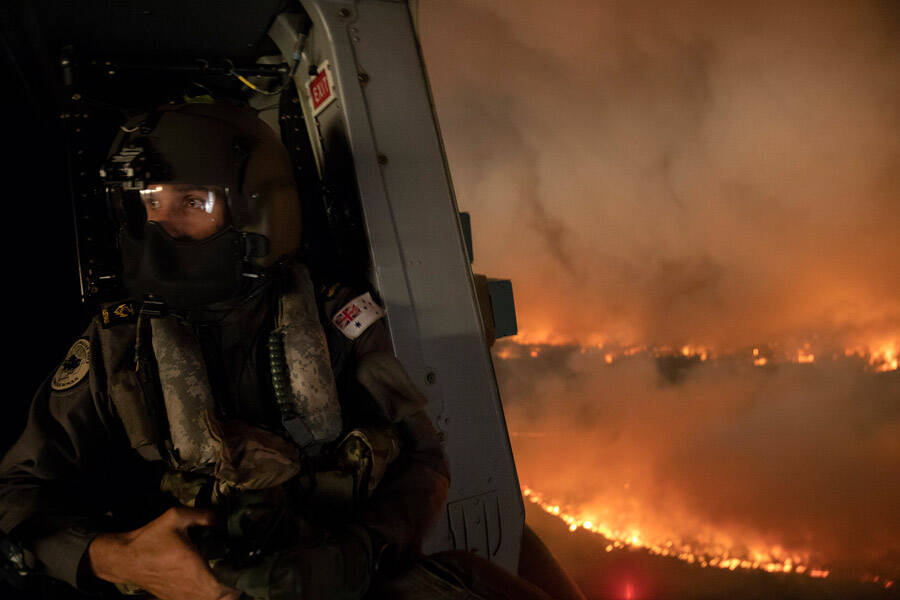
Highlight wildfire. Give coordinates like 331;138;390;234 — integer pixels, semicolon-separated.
848;341;899;373
499;334;898;373
680;345;709;361
752;348;768;366
504;333;897;592
522;486;830;579
796;343;815;364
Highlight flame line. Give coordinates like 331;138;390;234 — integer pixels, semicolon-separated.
524;485;896;589
497;338;899;372
522;486;829;578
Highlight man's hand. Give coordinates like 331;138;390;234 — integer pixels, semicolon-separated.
87;506;240;600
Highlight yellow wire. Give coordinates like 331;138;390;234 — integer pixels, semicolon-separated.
235;73;283;96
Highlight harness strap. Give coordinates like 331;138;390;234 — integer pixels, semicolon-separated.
108;262;343;474
151;318;219;471
270;262;343;450
98;320;161;459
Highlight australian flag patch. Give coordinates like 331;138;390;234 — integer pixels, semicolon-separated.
331;293;385;340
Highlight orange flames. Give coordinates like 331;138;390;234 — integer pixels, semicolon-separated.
752;348;768;366
846;341;899;373
680;345;709;361
521;485;843;583
796;343;815;364
495;335;900;588
522;486;834;578
503;332;899;373
501;339;898;591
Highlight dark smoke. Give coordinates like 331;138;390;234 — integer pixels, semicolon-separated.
419;0;900;348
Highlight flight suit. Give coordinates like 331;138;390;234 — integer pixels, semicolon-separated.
0;268;450;596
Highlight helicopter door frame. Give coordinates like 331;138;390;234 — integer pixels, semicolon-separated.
269;0;524;568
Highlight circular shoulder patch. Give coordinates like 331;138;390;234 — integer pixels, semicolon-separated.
51;339;91;391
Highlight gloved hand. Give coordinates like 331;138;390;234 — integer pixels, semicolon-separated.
211;525;375;600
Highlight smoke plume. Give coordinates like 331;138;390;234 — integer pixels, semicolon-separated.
418;0;899;349
417;0;900;583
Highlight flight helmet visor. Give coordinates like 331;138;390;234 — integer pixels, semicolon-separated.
114;183;233;241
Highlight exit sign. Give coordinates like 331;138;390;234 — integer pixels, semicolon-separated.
307;61;337;116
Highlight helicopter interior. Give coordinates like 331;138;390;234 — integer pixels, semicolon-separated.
3;0;371;313
2;2;539;595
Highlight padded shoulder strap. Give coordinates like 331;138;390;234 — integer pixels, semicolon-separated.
95;320;161;460
150;318;219;471
270;262;343;449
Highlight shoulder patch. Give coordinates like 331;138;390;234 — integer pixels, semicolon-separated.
319;282;341;299
101;302;137;328
331;293;385;340
51;339;91;391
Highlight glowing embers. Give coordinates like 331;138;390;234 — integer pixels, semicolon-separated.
495;347;513;361
796;343;815;364
522;486;828;579
862;574;896;589
752;348;768;366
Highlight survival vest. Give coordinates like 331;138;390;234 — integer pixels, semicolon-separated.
96;262;343;473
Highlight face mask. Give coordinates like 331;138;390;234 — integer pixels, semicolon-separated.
119;221;268;311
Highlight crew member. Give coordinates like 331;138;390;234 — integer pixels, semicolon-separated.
0;101;449;599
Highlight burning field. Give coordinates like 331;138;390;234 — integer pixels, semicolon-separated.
417;0;899;596
494;341;899;596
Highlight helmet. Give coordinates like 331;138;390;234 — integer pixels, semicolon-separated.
101;102;301;310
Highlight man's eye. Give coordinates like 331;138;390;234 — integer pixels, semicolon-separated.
144;198;160;209
185;197;206;209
